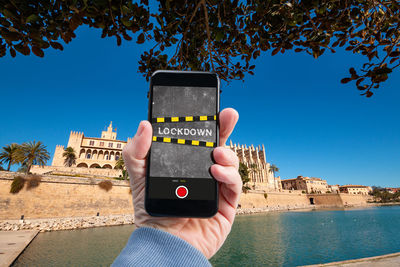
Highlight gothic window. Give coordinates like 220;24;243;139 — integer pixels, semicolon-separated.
100;142;104;146
117;143;121;148
87;153;91;159
105;155;109;160
108;143;113;148
89;140;95;146
115;155;120;160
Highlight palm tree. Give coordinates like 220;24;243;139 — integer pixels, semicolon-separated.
16;141;50;174
248;163;258;189
0;143;20;171
115;156;128;179
269;164;279;179
63;147;76;167
238;162;251;193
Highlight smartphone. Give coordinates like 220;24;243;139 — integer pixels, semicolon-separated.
145;70;220;217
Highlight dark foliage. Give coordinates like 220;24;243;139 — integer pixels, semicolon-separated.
98;180;113;191
26;174;42;190
239;162;250;193
1;1;400;96
10;175;25;194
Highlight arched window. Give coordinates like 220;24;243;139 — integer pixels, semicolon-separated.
79;149;85;159
86;153;91;159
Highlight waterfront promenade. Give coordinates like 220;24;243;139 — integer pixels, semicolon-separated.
304;252;400;266
0;230;39;267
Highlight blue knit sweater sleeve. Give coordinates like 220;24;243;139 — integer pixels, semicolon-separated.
111;227;212;267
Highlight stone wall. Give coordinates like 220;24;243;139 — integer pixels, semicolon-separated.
0;171;370;221
0;171;132;220
341;193;372;206
308;193;343;207
239;191;370;210
30;165;122;178
239;192;312;209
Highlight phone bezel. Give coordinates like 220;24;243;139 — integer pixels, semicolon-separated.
145;70;220;217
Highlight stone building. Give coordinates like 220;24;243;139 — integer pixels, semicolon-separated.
281;176;328;194
51;121;130;169
31;122;130;177
339;185;372;195
328;184;340;194
227;141;282;192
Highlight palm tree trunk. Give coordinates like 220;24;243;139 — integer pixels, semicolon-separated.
26;160;32;174
7;161;11;171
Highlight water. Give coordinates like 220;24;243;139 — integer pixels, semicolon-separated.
13;206;400;266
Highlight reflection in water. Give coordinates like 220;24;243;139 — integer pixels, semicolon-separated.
13;206;400;267
211;213;285;266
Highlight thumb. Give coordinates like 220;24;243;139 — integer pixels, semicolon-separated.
122;120;153;168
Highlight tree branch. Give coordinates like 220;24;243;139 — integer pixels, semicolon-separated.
201;0;214;71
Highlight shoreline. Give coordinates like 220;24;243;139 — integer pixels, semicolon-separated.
302;251;400;266
1;203;398;232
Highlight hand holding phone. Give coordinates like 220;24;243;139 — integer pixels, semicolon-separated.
122;108;240;259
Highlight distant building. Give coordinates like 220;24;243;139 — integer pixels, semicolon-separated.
385;187;400;194
281;176;328;194
328;184;340;194
339;185;372;195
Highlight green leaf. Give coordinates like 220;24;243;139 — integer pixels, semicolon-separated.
26;14;40;24
121;17;132;27
215;31;224;42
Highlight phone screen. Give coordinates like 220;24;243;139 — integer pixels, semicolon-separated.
148;85;218;201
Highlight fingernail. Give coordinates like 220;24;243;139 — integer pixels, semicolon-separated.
136;121;145;137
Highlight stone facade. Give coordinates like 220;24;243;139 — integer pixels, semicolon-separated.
227;141;282;192
328;184;340;193
0;172;133;220
339;185;372;195
281;176;329;194
32;122;131;177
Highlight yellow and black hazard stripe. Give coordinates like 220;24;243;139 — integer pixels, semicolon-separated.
152;136;216;148
152;115;216;124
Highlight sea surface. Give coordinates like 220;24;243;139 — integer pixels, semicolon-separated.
13;206;400;266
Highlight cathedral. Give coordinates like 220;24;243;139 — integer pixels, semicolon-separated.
227;141;282;192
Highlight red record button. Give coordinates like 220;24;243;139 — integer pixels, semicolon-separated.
175;186;188;199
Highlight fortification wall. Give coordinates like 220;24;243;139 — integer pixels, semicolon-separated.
239;192;369;210
0;171;132;220
239;192;311;209
308;193;343;207
0;171;370;221
340;194;372;206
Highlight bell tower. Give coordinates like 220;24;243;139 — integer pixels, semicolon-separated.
101;121;117;140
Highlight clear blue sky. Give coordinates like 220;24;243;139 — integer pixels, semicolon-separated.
0;26;399;187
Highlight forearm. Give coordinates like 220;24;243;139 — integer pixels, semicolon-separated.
112;227;212;267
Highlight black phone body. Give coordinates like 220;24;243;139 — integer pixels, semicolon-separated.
145;70;220;217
